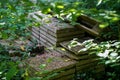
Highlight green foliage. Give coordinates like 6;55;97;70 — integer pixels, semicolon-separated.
76;71;97;80
1;0;120;40
0;0;39;40
69;39;120;79
0;42;30;80
35;0;120;39
69;39;120;65
0;60;25;80
0;1;40;80
6;63;18;80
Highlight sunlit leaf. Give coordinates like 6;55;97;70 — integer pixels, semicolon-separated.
105;43;111;48
47;8;51;12
99;22;109;29
69;9;76;12
105;60;113;64
65;59;70;62
78;48;88;53
74;2;80;5
111;17;119;22
60;48;66;51
97;50;110;58
20;45;25;51
103;15;112;19
112;42;120;46
0;72;2;74
0;22;5;25
110;52;118;57
56;5;64;9
68;40;78;49
99;13;106;16
97;0;103;6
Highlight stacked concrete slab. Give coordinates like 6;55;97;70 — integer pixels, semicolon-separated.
57;37;104;78
76;14;102;37
27;51;104;80
31;27;40;43
29;11;84;48
26;52;76;80
40;18;84;47
28;11;105;80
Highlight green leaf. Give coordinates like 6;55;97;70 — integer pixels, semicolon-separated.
39;64;46;69
56;5;64;9
99;22;109;29
96;0;103;6
6;66;18;80
0;22;5;25
110;52;118;57
46;58;53;63
110;17;119;22
69;9;76;12
2;33;8;39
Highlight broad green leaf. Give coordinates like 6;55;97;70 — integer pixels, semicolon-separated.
0;71;2;74
56;5;64;9
99;22;109;29
47;8;51;12
110;52;118;57
0;22;5;25
74;2;80;6
6;66;18;80
97;50;110;58
69;9;76;12
78;48;88;53
111;17;119;22
96;0;103;6
105;60;113;64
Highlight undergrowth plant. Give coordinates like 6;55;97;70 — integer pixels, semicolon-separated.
0;0;40;40
36;0;120;40
0;0;40;80
69;39;120;79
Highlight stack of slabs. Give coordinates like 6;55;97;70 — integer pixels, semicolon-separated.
58;37;105;77
76;14;102;37
28;12;105;77
40;18;84;47
59;37;95;60
29;11;85;50
28;11;47;44
75;58;105;78
31;27;40;43
26;52;77;80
